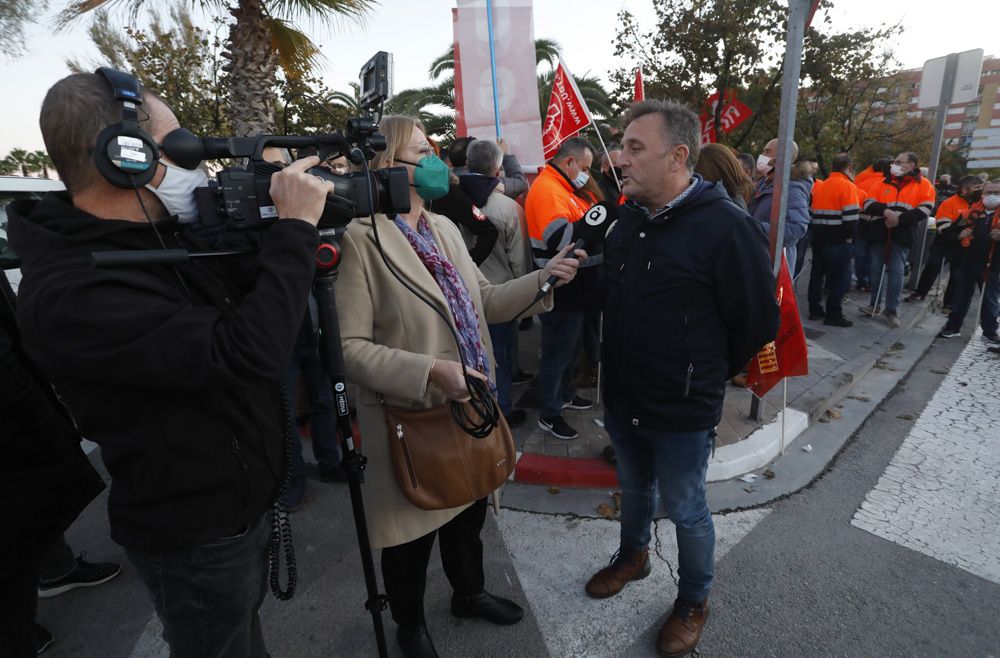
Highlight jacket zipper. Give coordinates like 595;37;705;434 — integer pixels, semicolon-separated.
683;313;694;398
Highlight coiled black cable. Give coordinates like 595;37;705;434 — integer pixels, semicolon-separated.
359;154;501;438
268;382;298;600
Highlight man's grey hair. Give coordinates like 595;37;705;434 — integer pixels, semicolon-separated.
466;139;503;176
551;136;594;162
624;100;701;173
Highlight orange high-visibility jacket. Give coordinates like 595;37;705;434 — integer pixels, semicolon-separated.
933;194;969;232
809;171;861;246
854;166;881;189
523;164;594;268
859;173;935;247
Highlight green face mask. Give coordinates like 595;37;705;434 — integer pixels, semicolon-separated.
397;155;450;201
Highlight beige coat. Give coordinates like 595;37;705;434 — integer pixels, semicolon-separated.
334;210;552;548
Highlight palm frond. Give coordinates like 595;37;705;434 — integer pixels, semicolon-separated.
268;17;323;79
534;37;561;69
428;45;455;80
266;0;377;28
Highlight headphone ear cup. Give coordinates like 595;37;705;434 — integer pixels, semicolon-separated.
94;123;160;189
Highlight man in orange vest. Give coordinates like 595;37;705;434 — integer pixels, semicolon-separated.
905;174;984;305
853;156;891;292
857;152;936;327
807;153;859;327
524;136;599;440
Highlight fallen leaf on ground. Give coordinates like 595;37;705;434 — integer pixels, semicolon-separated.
547;486;560;495
848;394;871;402
826;409;843;420
897;414;915;420
739;473;758;483
596;503;615;518
763;468;775;479
819;417;831;423
802;444;813;452
930;368;947;375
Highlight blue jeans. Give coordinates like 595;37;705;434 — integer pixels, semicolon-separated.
488;321;516;416
125;514;270;658
869;242;909;313
287;344;341;475
605;414;715;603
538;310;584;418
854;238;872;286
808;243;853;319
982;268;1000;336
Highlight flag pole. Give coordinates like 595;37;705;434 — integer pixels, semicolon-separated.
590;124;621;191
780;378;788;455
485;0;502;139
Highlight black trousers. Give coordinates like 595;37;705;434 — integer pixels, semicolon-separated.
381;497;488;627
0;559;39;658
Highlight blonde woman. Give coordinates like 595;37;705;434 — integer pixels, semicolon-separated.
334;115;583;658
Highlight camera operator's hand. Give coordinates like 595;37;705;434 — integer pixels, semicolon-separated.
429;359;489;402
269;156;334;226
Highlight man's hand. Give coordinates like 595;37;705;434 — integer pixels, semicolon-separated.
539;243;585;289
496;137;510;155
883;209;900;228
269;156;334;227
429;360;488;402
991;228;1000;241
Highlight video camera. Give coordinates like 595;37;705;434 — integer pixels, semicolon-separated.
159;117;410;232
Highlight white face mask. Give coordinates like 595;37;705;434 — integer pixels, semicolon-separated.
756;153;772;175
145;161;208;223
983;194;1000;210
890;163;907;178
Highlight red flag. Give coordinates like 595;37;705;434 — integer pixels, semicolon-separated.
745;253;809;397
541;59;593;160
633;67;645;102
699;91;753;145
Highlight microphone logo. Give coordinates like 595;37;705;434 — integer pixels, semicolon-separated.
585;204;608;226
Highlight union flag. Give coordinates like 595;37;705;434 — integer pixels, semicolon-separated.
746;253;809;397
541;58;593;160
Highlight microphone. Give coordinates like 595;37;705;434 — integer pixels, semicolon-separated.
535;200;618;299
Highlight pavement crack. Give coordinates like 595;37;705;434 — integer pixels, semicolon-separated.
652;519;679;586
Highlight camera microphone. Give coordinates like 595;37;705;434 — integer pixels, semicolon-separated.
535;200;618;300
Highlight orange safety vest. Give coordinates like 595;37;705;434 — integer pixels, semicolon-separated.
810;171;861;226
933;194;969;231
524;164;594;267
861;175;935;217
854;166;881;190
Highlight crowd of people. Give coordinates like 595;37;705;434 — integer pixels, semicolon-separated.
4;64;999;658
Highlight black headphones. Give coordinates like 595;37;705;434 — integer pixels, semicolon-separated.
93;67;160;189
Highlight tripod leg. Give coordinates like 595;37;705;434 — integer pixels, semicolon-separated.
312;255;390;658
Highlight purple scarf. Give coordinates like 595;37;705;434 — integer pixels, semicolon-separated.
393;216;493;387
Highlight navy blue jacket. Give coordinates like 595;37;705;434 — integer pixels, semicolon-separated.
602;178;779;432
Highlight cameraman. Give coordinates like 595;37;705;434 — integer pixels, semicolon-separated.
7;73;329;657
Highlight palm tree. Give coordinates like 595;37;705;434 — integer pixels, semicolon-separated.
426;37;561;80
31;150;54;178
0;157;19;176
6;148;30;177
536;69;613;121
57;0;377;137
328;82;363;115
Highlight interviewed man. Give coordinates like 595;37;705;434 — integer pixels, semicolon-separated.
8;72;330;657
586;100;778;656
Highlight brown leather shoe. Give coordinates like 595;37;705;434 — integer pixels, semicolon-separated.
656;598;709;656
585;547;651;598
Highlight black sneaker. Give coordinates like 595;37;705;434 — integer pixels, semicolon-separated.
807;309;826;321
38;554;122;598
512;370;534;386
504;409;527;429
937;327;961;339
904;293;926;303
35;624;54;655
538;416;579;440
823;316;853;327
562;395;593;410
983;332;1000;344
988;346;1000;354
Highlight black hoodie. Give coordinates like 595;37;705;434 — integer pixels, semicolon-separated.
7;192;318;550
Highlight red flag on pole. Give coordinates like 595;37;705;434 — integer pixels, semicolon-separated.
633;67;644;102
541;58;593;160
745;253;809;397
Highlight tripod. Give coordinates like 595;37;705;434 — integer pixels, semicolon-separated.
312;229;390;658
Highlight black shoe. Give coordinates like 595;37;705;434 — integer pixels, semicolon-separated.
34;624;54;655
562;395;593;410
512;369;534;385
504;409;527;429
937;327;961;339
807;309;826;321
451;591;524;625
904;293;926;303
538;416;579;440
397;623;439;658
38;554;122;598
988;346;1000;354
982;332;1000;344
823;316;853;328
601;444;617;466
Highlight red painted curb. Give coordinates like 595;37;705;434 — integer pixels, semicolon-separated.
514;453;619;488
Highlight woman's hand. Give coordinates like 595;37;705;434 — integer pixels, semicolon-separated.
540;243;586;289
429;359;489;402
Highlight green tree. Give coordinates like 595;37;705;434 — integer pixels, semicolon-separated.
58;0;377;136
6;148;31;177
0;0;47;59
30;150;54;178
0;156;18;175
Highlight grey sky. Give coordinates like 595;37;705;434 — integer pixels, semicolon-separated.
0;0;992;154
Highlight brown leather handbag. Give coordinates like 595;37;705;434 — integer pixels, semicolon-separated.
381;400;515;511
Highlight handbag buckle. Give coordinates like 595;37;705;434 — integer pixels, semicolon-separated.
395;424;404;440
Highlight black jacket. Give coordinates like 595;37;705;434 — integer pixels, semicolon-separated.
1;289;105;578
602;179;779;432
7;193;318;550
